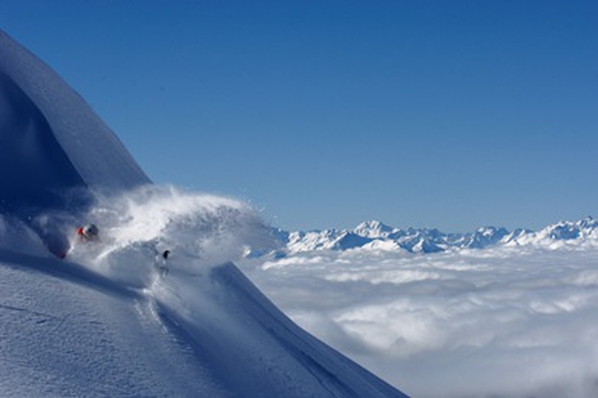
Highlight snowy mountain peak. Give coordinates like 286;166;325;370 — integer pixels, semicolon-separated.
464;226;510;249
354;220;396;238
268;216;598;256
332;231;373;250
475;226;508;236
536;216;598;241
577;215;598;230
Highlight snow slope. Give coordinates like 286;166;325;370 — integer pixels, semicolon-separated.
0;249;228;397
0;30;406;397
0;30;150;194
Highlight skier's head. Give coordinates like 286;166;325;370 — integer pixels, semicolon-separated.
162;250;170;260
82;223;99;239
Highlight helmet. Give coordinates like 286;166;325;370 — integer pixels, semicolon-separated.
82;223;99;239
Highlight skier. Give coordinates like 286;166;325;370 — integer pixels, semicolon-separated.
76;223;99;242
154;249;170;277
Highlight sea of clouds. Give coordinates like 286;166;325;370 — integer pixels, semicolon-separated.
243;244;598;398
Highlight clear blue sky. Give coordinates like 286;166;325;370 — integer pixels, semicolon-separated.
2;1;597;232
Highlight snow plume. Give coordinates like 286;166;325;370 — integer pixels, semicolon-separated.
68;185;274;286
245;246;598;398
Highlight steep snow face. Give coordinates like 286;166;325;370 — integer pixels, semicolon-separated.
0;29;150;210
0;29;151;255
0;72;86;211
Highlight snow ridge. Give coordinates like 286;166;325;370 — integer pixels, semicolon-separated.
270;216;598;255
0;30;150;193
0;29;151;256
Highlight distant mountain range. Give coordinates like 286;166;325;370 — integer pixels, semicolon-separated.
262;217;598;256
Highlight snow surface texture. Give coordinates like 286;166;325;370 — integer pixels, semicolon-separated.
0;29;407;397
244;238;598;398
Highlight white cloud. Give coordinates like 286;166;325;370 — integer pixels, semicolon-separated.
243;245;598;397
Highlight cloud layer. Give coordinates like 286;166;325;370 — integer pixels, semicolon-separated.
244;245;598;397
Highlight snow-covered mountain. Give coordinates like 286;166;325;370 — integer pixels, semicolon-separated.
0;29;406;397
0;29;151;257
272;216;598;255
504;217;598;247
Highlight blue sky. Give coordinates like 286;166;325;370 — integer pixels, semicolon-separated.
2;1;597;232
